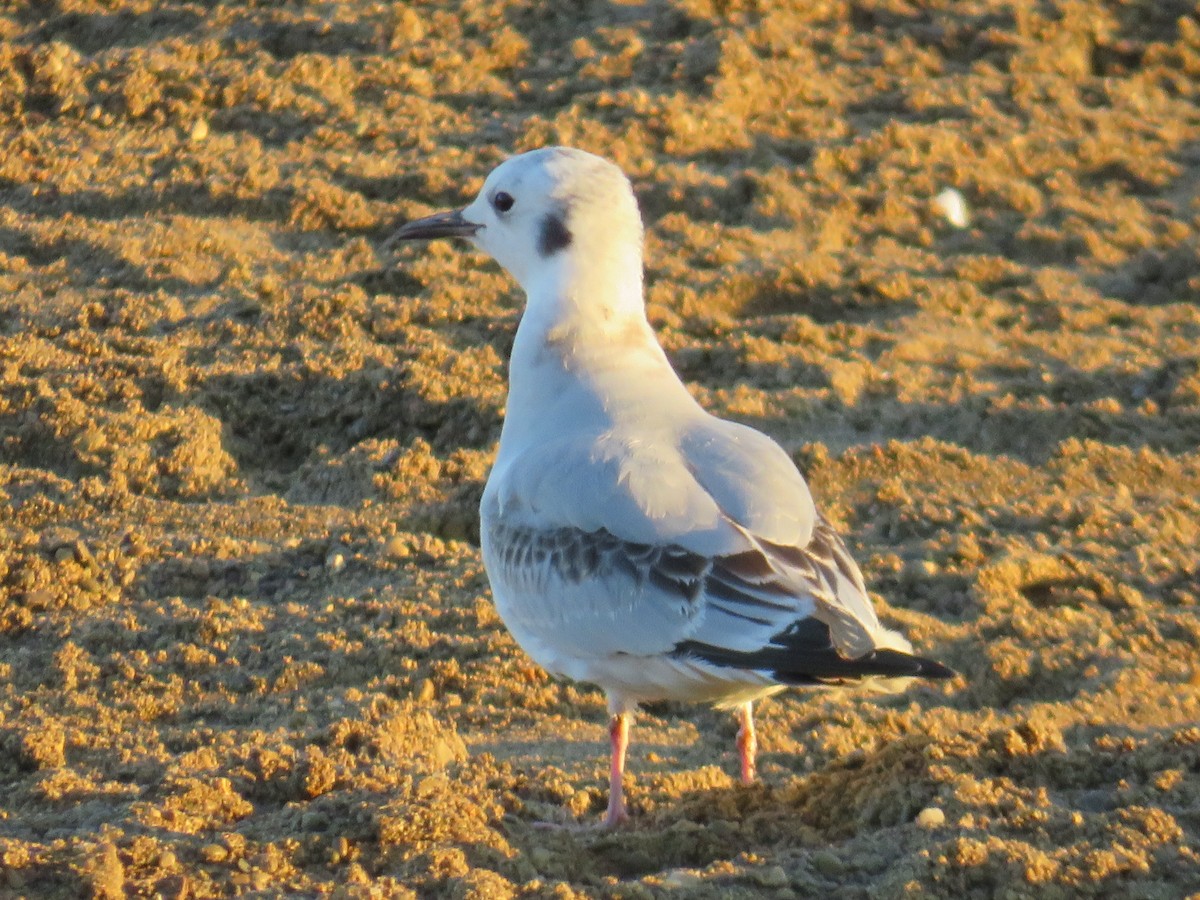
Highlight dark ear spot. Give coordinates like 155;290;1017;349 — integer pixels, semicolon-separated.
537;213;572;257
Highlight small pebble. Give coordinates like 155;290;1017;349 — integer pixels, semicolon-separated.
300;810;329;831
201;843;227;863
257;275;280;297
190;118;209;141
383;535;411;559
811;850;844;876
933;187;970;227
415;678;437;704
751;865;789;888
916;806;946;828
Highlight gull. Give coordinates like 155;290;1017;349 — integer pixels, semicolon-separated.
391;147;955;826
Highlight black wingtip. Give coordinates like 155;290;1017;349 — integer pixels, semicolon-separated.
861;648;958;681
673;635;960;686
914;657;957;680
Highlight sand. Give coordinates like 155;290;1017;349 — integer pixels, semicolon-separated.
1;0;1199;897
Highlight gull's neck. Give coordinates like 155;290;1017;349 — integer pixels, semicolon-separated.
497;244;695;454
523;239;646;329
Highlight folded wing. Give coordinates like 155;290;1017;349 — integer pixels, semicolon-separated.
482;414;954;683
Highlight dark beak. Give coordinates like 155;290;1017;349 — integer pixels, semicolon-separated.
387;208;480;244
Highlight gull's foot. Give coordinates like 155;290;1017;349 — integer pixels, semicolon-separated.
603;806;630;829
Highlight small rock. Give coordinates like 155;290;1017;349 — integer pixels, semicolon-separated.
415;678;436;704
257;274;281;297
916;806;946;829
383;535;411;559
751;865;789;888
200;843;227;863
300;810;330;831
933;187;970;228
190;118;209;141
811;850;844;876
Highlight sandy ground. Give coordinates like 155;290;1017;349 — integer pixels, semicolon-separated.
1;0;1199;897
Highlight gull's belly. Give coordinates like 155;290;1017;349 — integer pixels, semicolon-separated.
481;536;783;707
492;583;784;707
481;524;698;636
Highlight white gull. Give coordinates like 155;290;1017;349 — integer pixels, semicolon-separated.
391;147;955;826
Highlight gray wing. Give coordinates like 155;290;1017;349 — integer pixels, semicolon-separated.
484;510;950;683
481;414;939;678
674;517;953;683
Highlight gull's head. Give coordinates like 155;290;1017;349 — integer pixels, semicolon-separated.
390;147;644;293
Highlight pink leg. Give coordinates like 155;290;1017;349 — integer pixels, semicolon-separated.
605;712;630;826
736;701;757;785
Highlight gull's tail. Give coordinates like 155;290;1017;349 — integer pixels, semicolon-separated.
673;616;956;689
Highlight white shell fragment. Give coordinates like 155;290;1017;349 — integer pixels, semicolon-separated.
933;187;970;228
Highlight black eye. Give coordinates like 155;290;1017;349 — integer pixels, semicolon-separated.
493;191;514;213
